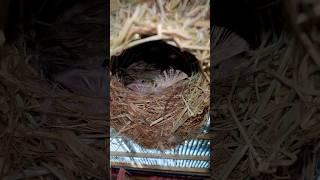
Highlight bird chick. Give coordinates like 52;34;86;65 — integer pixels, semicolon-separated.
126;79;155;94
126;68;188;94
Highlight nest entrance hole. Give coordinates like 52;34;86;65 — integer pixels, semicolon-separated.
110;40;200;85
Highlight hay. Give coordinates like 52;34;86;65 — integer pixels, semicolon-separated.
110;0;210;149
110;0;210;75
212;0;320;179
111;73;209;149
0;45;108;179
0;1;108;179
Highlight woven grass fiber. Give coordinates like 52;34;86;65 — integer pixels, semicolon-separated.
110;0;210;149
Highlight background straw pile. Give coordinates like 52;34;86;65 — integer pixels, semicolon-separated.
0;1;108;179
0;45;108;179
212;0;320;179
110;0;210;149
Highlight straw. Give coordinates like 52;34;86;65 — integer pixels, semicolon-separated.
110;0;210;149
212;0;320;178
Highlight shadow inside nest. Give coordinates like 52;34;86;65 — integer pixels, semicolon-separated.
110;40;200;86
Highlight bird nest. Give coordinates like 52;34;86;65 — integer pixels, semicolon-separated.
110;0;210;149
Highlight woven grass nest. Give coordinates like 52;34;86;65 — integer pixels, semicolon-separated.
110;0;210;149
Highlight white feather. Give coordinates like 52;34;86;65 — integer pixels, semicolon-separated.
126;68;188;94
154;68;188;89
